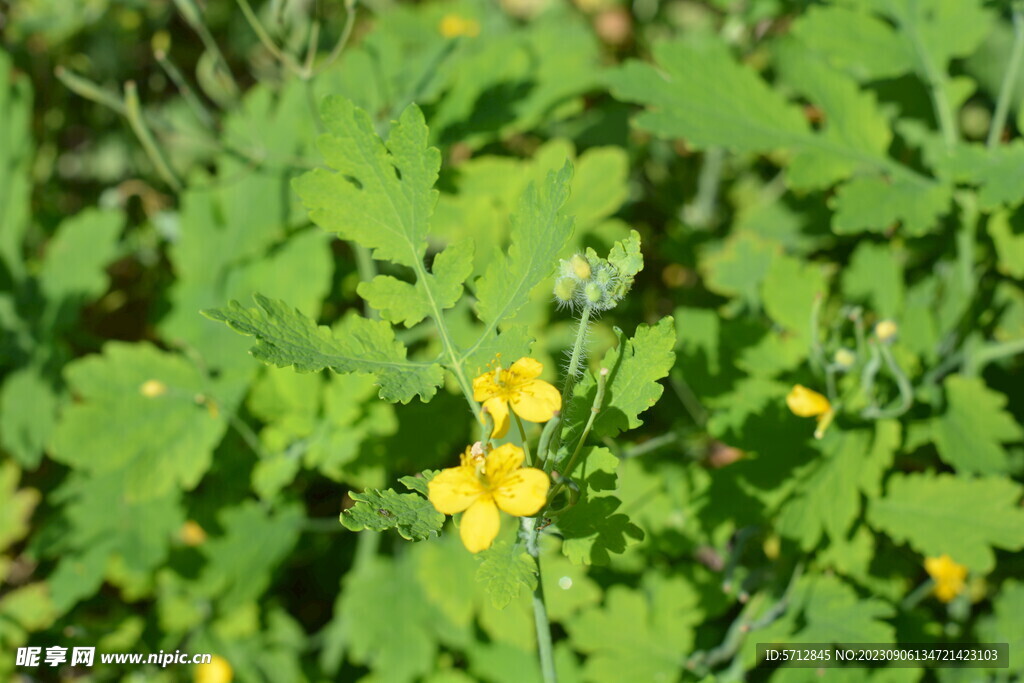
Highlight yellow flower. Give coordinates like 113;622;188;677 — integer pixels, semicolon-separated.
473;357;561;438
439;14;480;38
179;520;207;547
924;554;968;603
195;655;233;683
875;319;898;342
786;385;834;439
428;443;549;553
139;379;167;398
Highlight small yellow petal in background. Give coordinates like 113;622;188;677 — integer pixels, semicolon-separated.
509;357;544;380
484;397;510;438
179;520;207;546
924;554;967;603
428;467;484;514
786;385;831;417
460;496;500;553
510;378;562;423
485;443;525;482
493;468;549;516
195;655;233;683
875;319;898;342
140;379;167;398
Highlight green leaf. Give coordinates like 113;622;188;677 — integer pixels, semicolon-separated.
774;41;892;191
868;472;1024;572
943;142;1024;211
832;174;952;236
293;99;438;268
476;540;538;609
789;4;914;81
761;254;827;339
610;36;809;155
398;470;440;497
927;376;1022;474
473;162;575;327
700;231;778;307
336;556;440;681
204;295;444;404
557;446;643;565
0;365;58;468
198;502;303;606
571;317;676;439
607;229;643;284
49;467;183;608
0;48;32;278
988;210;1024;279
356;240;474;327
777;431;871;550
567;586;688;683
978;580;1024;672
38;207;122;308
792;575;895;643
51;342;227;502
841;241;905;318
0;461;38;553
340;485;444;541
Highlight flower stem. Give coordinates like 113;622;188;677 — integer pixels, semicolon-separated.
514;413;534;467
522;516;558;683
547;305;593;459
988;2;1024;148
546;368;608;501
561;305;593;401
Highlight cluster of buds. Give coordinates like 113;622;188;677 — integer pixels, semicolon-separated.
552;231;642;313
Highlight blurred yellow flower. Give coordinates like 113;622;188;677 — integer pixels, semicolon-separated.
925;554;968;603
139;379;167;398
439;14;480;38
875;319;898;342
195;655;232;683
179;520;207;547
786;385;834;439
473;357;561;438
428;443;549;553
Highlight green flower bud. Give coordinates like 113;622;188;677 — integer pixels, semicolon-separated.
553;277;577;303
583;282;604;304
569;254;592;280
833;348;856;370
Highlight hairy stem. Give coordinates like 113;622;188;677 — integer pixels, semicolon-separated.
546;305;593;459
522;517;557;683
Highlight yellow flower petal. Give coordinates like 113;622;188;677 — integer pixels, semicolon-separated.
485;443;525;482
509;357;544;380
509;378;562;423
924;554;967;603
460;496;499;553
484;397;510;438
195;655;233;683
493;467;550;516
786;385;831;417
473;371;501;402
428;466;484;514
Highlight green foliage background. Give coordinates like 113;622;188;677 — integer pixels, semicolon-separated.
1;0;1023;681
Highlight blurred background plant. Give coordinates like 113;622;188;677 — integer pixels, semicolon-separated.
1;0;1022;681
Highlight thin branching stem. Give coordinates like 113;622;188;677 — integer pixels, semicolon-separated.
988;3;1024;148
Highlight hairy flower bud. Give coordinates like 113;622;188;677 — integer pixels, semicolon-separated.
553;277;577;304
583;282;604;305
833;348;856;370
569;254;592;280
